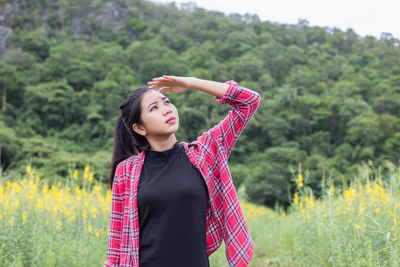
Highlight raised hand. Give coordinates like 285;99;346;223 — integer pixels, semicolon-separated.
147;75;194;94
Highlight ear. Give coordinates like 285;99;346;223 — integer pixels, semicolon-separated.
132;123;147;136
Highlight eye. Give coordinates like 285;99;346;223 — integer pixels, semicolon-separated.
150;105;158;111
165;100;171;104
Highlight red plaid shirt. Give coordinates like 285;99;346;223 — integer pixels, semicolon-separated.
104;80;261;267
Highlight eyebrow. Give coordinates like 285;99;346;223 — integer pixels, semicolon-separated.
147;96;168;109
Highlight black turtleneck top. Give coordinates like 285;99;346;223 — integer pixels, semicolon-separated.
137;141;210;267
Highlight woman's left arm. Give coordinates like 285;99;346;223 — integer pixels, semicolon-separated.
196;79;261;159
148;75;261;159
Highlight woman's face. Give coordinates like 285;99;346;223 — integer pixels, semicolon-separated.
133;90;179;137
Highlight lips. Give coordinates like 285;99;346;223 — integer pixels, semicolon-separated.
166;116;176;124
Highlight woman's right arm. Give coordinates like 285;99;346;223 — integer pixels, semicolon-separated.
104;164;125;267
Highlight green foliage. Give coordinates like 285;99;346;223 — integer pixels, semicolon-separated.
1;0;400;208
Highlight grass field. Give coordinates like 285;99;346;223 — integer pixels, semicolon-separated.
1;165;400;266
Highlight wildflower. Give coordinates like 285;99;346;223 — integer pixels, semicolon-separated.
355;224;360;229
88;224;92;233
35;175;40;184
89;173;94;182
366;183;372;193
293;193;299;205
330;184;335;197
26;165;33;177
56;221;62;230
8;217;14;226
344;188;355;201
376;208;380;214
22;211;28;223
6;181;12;191
73;170;78;180
298;174;304;188
13;184;21;193
83;166;90;180
282;211;286;217
26;165;32;174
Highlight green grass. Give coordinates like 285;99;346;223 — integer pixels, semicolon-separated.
1;165;400;266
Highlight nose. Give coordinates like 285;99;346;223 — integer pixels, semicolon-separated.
163;105;173;116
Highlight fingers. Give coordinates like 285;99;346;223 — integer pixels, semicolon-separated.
147;75;178;91
151;75;175;81
158;87;171;94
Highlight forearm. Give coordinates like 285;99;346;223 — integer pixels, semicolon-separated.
190;77;230;98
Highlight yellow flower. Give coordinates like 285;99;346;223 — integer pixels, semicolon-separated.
88;224;92;233
73;170;78;180
83;166;90;180
8;217;14;226
298;174;304;188
330;184;335;197
56;221;62;230
26;165;32;174
344;188;355;201
89;173;94;182
376;208;380;214
35;175;40;184
6;181;12;191
282;211;286;217
355;224;360;229
293;193;299;205
22;211;28;223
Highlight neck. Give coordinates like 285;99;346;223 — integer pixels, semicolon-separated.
146;134;178;152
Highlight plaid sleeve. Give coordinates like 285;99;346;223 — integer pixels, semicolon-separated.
198;80;260;159
104;163;126;267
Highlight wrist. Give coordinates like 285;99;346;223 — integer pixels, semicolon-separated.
189;77;202;90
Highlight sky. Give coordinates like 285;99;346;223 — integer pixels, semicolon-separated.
151;0;400;39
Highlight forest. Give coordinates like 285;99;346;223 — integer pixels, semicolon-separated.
1;0;400;208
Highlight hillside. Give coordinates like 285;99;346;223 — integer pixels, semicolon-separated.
1;0;400;207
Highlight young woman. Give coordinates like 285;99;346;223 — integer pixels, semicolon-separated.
104;75;260;267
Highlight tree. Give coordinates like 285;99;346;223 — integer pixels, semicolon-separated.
0;61;20;112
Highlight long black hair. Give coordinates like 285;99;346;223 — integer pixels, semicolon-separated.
109;85;155;188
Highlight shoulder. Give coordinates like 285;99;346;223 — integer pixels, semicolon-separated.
180;137;220;163
114;153;143;183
